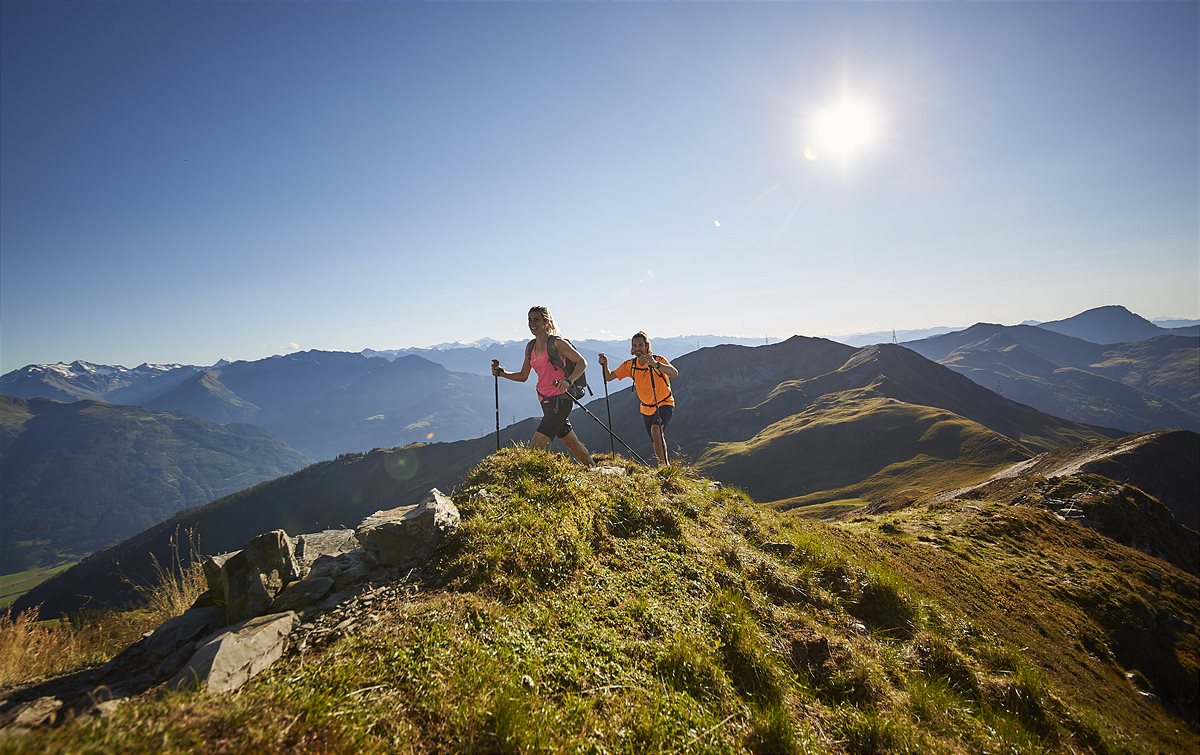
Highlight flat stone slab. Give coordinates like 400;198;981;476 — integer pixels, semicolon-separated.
269;576;335;613
97;605;225;684
169;612;298;695
294;529;359;577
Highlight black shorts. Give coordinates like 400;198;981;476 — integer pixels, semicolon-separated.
537;395;574;439
643;405;673;435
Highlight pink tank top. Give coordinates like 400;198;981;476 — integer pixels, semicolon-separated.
530;342;567;400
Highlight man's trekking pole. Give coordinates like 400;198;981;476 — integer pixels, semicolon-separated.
563;392;651;466
648;358;668;465
491;359;500;452
601;360;615;455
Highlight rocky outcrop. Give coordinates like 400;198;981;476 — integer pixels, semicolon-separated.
217;530;302;624
356;489;461;569
0;489;460;735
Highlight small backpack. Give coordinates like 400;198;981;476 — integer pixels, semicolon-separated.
526;334;592;400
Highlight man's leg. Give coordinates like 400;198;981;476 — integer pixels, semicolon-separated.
531;431;552;449
650;424;667;466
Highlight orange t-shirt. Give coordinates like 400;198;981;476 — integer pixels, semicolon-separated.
611;356;675;415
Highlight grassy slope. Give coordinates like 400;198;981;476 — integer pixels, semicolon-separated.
697;392;1027;506
0;565;73;609
12;449;1195;753
1091;336;1200;413
821;501;1199;752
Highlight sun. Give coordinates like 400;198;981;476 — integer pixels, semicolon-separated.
809;98;879;161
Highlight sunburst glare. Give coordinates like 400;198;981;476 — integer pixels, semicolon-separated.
809;97;880;161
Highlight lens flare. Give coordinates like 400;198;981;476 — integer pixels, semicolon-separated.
384;448;418;481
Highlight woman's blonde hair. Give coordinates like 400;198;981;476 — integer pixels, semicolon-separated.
528;305;558;335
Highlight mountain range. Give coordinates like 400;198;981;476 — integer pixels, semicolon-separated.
903;312;1199;434
3;306;1193;453
15;334;1131;617
3;304;1195;604
0;396;308;573
3;352;543;460
363;334;768;376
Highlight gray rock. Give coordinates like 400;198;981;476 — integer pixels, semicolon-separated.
307;548;374;589
201;552;236;602
11;696;61;728
355;489;460;569
169;612;298;695
221;530;300;624
91;699;124;718
294;529;360;577
97;606;225;683
269;576;335;613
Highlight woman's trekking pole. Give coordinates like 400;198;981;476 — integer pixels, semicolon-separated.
563;393;651;466
602;366;615;455
491;359;500;452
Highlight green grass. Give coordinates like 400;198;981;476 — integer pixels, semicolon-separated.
7;448;1196;753
0;563;74;608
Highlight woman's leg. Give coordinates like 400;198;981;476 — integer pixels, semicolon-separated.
531;431;552;449
561;431;595;467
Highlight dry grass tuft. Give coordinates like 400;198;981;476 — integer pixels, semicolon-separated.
0;527;207;689
125;526;208;626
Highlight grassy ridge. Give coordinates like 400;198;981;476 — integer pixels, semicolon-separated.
698;393;1025;506
8;448;1194;752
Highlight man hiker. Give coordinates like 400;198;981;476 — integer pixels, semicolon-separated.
492;305;595;467
598;331;678;466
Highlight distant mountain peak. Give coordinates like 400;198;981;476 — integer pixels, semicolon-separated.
1038;305;1165;345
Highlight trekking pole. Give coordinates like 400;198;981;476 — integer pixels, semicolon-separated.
601;358;615;455
563;392;651;466
648;357;668;465
491;359;500;452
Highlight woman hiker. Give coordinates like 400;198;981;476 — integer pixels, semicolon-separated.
492;306;596;467
598;331;679;466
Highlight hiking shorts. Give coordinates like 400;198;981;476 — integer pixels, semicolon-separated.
537;395;574;439
643;405;673;435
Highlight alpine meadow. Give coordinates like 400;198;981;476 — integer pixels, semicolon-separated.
1;1;1197;753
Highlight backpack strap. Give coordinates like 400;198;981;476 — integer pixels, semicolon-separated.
545;334;565;370
633;358;673;407
528;337;566;368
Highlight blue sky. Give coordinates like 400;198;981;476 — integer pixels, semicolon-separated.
2;1;1196;372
